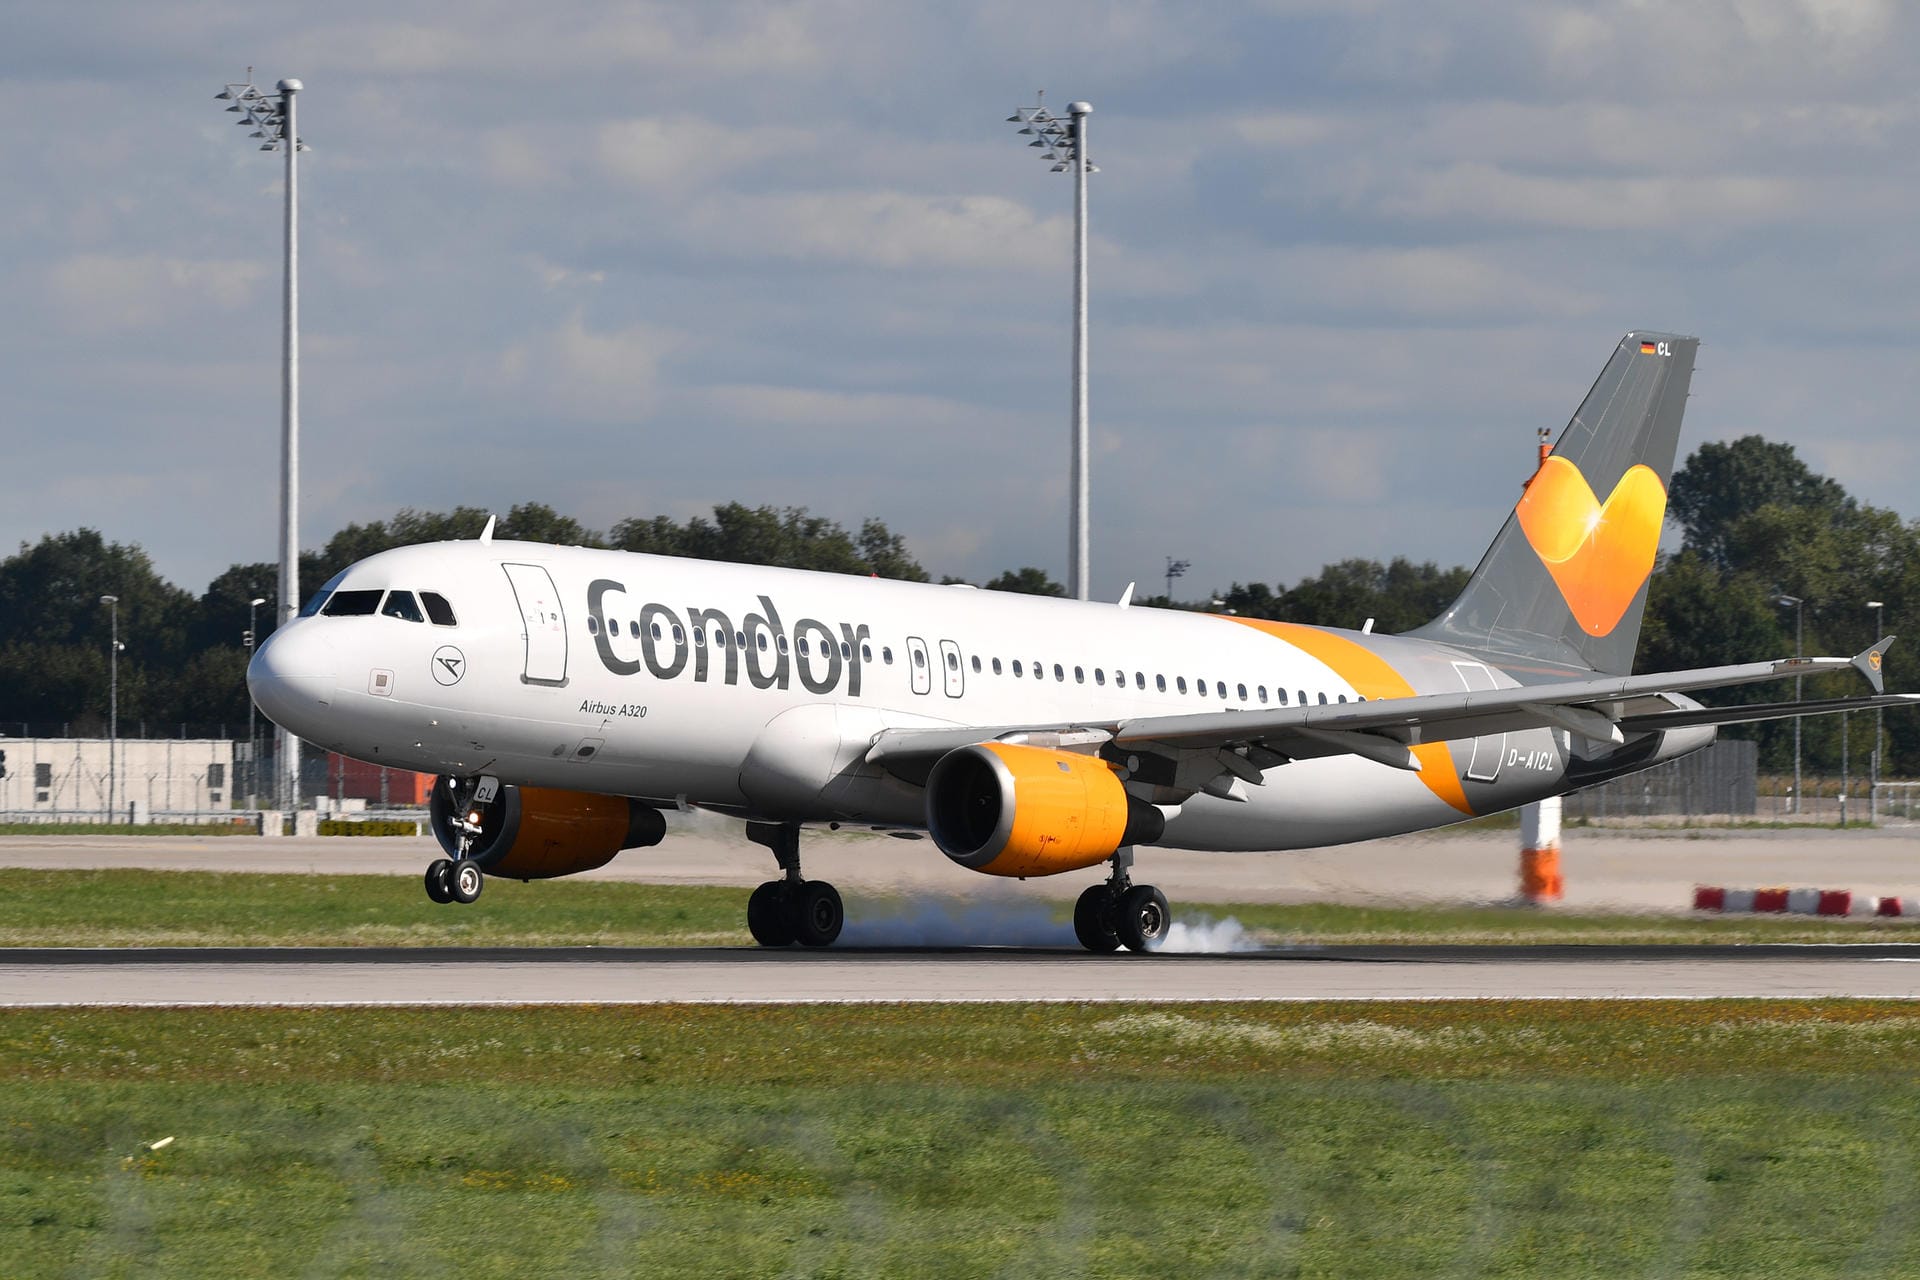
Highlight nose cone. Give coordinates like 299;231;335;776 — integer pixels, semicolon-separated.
249;624;337;733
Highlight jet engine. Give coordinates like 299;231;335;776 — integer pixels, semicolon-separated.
925;742;1165;877
429;781;667;880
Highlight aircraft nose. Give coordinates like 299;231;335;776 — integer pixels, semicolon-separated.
248;624;337;730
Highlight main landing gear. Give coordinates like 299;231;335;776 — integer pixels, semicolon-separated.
1072;848;1170;953
744;821;844;948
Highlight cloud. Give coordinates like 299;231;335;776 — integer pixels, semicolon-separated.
595;116;815;188
488;316;671;421
679;189;1067;270
43;254;269;332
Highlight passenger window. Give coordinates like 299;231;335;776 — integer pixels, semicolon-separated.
1318;692;1329;705
1156;675;1167;692
971;655;982;673
735;631;747;649
1177;677;1188;694
630;621;642;640
421;592;457;626
1093;669;1104;686
883;647;894;664
1198;680;1208;698
588;616;601;636
650;622;663;641
674;625;686;645
322;589;382;617
1218;681;1228;699
1054;664;1065;681
862;644;873;662
947;652;959;670
1237;683;1248;702
1258;686;1268;704
1337;693;1348;703
694;628;705;647
776;635;788;654
841;643;852;660
1135;672;1145;690
1012;660;1023;677
914;649;926;668
1034;661;1044;679
757;634;769;652
992;658;1002;675
714;629;727;649
797;637;810;656
382;591;424;622
1298;690;1307;705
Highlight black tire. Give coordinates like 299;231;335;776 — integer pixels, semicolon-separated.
747;881;795;947
1115;884;1170;953
424;859;454;904
448;859;484;905
1073;885;1121;952
790;880;844;948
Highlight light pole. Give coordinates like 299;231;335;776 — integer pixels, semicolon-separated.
1007;91;1097;601
216;70;306;810
1164;558;1190;604
245;596;266;808
1869;599;1885;815
100;595;119;822
1773;594;1804;814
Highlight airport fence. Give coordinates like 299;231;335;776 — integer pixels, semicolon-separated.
1568;739;1759;821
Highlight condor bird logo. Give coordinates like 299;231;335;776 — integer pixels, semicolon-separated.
1516;455;1666;637
431;646;467;686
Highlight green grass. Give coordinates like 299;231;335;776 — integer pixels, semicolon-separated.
4;1002;1920;1277
4;868;1920;948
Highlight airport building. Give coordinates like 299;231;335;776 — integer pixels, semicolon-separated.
0;737;235;819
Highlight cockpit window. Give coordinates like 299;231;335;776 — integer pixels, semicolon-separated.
381;591;425;623
322;590;383;617
299;569;349;618
421;592;458;626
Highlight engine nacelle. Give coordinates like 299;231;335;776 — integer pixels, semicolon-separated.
430;781;667;880
925;743;1165;877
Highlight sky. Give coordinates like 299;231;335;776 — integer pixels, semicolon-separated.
3;0;1917;604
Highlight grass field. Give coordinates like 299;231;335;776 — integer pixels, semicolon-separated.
3;1002;1919;1277
2;867;1918;948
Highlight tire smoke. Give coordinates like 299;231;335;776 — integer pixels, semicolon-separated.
1150;913;1261;954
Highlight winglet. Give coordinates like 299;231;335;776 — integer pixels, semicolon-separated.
1118;582;1135;609
1855;635;1894;694
479;514;496;544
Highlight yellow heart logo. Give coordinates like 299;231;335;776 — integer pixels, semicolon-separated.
1515;455;1666;637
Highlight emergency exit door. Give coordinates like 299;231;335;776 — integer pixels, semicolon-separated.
502;563;568;685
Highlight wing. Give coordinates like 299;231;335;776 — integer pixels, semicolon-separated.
865;638;1911;798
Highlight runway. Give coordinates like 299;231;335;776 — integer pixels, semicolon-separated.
7;944;1920;1005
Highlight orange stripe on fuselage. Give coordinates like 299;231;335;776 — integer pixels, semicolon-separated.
1224;617;1474;815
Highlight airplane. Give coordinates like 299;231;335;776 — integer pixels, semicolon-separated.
248;331;1917;952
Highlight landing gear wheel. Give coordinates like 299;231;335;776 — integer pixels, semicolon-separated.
747;881;796;947
1115;884;1170;953
424;859;454;904
447;860;484;905
790;881;844;948
1073;885;1121;952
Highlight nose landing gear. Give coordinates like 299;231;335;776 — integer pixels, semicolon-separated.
744;821;844;948
423;774;497;906
1073;848;1169;953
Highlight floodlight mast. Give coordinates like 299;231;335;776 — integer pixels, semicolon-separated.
215;70;306;810
1007;92;1097;601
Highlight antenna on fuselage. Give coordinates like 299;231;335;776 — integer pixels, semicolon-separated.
478;514;496;543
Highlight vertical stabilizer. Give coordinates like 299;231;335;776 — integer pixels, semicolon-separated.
1409;331;1697;677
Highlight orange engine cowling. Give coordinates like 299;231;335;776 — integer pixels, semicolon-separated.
925;743;1166;877
430;781;667;880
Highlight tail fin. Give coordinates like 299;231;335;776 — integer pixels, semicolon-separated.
1409;331;1697;677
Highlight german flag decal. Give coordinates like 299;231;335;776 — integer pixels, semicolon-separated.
1639;341;1658;355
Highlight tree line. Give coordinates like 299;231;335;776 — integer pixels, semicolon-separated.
1;437;1912;775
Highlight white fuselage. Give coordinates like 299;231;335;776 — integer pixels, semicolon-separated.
249;539;1699;852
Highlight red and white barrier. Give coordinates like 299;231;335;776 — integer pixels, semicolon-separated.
1692;886;1908;917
